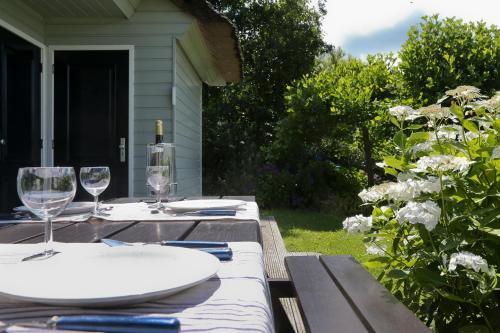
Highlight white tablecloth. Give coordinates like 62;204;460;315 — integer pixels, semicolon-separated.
99;201;260;222
0;242;274;333
0;201;260;224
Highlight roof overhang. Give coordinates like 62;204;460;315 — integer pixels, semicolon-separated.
170;0;242;84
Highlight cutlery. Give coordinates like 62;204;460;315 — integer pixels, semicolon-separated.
22;250;61;262
1;315;180;333
179;209;237;216
101;239;233;261
0;213;32;221
101;238;228;248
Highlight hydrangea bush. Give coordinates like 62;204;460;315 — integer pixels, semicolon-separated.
343;86;500;332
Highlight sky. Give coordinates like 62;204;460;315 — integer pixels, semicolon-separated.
321;0;500;58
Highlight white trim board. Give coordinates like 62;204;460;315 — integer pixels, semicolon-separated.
48;45;135;197
0;18;48;166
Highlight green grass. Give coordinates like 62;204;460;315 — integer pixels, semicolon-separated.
262;209;373;264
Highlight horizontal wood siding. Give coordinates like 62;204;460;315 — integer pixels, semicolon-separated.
175;43;202;196
43;0;194;196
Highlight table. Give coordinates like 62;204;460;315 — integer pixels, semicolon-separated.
0;197;268;333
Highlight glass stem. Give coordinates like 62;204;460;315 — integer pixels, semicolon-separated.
44;217;53;253
157;190;161;209
94;195;99;215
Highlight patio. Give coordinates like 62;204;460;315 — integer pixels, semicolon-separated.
0;196;431;333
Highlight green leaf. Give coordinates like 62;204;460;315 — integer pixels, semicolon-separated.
389;116;400;128
386;269;409;280
450;104;464;120
478;227;500;238
493;119;500;132
384;156;405;171
408;131;430;144
413;268;446;287
393;130;407;150
384;167;399;177
436;289;473;304
407;124;425;130
463;120;479;133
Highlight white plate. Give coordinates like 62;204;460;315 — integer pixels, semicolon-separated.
14;202;94;215
0;245;220;306
165;199;246;212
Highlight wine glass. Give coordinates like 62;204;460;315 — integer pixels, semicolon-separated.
146;165;170;208
17;167;76;259
79;167;111;215
146;143;175;208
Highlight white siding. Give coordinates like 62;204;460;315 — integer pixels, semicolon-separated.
43;0;194;196
0;0;45;43
174;42;202;196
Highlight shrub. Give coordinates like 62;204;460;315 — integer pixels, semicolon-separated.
344;87;500;331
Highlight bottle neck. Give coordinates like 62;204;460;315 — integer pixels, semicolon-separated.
155;120;163;143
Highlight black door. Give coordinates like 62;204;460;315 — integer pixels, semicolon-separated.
0;27;41;213
54;51;128;201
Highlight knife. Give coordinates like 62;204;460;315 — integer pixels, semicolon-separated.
50;315;180;333
101;239;232;261
101;239;228;249
181;210;236;216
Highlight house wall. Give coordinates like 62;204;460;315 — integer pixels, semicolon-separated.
43;0;195;196
0;1;45;43
174;42;202;196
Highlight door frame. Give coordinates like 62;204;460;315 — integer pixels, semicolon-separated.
48;45;135;196
0;17;47;166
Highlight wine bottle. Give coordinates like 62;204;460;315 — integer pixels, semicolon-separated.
155;120;163;144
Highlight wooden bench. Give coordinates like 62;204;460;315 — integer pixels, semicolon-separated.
285;255;432;333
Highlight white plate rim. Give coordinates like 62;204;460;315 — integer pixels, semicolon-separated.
165;199;246;212
0;246;220;307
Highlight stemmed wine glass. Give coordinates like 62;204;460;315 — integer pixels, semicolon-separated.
17;167;77;259
146;143;175;209
80;167;111;215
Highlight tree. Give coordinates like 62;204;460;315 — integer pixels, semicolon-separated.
258;55;399;207
399;15;500;105
202;0;328;195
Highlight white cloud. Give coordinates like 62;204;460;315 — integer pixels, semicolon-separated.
322;0;500;46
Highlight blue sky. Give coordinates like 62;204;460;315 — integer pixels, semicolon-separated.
321;0;500;58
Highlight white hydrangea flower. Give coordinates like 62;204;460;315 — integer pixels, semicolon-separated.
475;92;500;112
463;131;480;142
410;141;434;154
413;155;472;174
342;215;372;233
492;146;500;159
358;176;441;203
418;104;451;120
417;177;441;194
389;106;420;121
449;251;489;273
396;200;441;231
365;244;386;256
436;125;461;140
445;86;483;100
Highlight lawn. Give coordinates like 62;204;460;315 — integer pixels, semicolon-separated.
262;209;373;264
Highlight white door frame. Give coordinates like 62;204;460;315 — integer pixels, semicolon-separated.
48;45;135;196
0;18;48;167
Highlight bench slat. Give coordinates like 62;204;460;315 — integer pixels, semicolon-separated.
286;256;369;333
321;255;431;333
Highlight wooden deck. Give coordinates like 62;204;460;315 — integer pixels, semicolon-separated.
261;216;318;333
